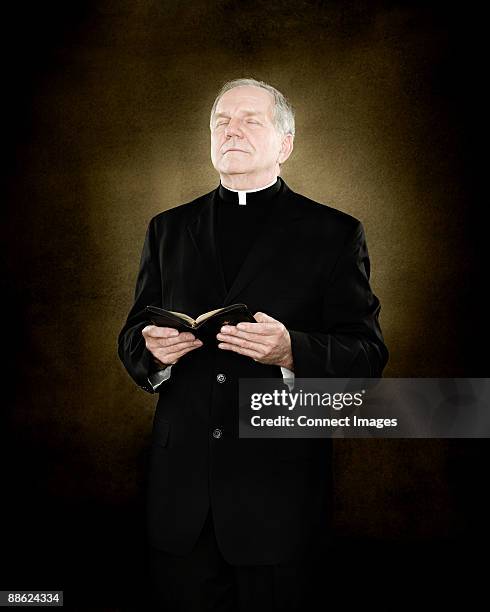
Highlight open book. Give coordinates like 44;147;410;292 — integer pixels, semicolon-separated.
145;303;256;340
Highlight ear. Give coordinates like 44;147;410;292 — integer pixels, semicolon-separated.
278;133;294;164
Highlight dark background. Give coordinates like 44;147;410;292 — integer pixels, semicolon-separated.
1;1;487;608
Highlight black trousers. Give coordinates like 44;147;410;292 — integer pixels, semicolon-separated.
148;507;328;611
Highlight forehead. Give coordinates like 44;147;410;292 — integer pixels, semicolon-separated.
215;86;274;116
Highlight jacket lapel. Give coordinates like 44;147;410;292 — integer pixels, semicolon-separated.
186;179;303;307
186;190;228;305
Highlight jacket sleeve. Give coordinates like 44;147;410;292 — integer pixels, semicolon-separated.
148;364;173;390
288;221;389;378
117;216;163;393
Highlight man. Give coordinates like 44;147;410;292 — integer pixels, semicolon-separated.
118;77;389;611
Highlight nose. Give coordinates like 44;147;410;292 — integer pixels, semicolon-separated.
224;118;243;139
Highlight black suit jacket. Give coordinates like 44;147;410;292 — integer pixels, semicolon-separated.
118;176;389;564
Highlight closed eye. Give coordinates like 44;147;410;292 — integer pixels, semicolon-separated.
215;119;260;127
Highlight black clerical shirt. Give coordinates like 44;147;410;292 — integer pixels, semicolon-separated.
215;177;282;292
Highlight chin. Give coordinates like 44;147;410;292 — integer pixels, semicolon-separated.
219;163;250;174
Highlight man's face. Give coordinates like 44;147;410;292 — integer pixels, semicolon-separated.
210;86;289;179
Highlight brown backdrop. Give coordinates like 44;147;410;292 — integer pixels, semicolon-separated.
2;1;486;607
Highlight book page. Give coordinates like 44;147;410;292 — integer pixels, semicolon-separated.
195;307;225;324
168;311;196;325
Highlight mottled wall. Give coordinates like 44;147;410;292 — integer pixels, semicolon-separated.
2;0;486;605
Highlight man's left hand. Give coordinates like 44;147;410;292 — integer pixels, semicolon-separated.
216;311;294;371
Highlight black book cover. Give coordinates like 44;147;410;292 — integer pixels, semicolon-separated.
144;303;257;341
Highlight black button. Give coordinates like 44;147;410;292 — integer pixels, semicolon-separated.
213;428;223;439
216;373;226;383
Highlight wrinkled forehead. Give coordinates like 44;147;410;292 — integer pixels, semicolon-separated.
215;86;275;119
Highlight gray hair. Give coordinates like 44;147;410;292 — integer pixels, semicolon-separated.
209;78;295;138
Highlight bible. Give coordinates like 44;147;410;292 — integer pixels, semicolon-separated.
144;303;257;341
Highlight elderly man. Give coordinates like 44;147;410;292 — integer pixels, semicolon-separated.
118;77;388;611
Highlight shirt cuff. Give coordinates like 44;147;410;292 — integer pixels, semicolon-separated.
148;364;173;390
280;366;295;391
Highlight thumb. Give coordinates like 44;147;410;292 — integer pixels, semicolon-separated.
253;311;276;323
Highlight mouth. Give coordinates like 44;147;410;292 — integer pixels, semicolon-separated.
223;149;248;154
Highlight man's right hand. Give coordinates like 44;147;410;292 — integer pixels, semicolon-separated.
142;325;203;367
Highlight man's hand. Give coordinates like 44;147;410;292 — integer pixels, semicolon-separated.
216;312;294;370
142;326;203;367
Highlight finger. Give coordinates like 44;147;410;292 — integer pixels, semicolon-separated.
217;328;270;346
215;334;267;353
155;343;201;364
149;338;201;351
161;343;203;363
217;342;263;360
167;332;197;344
233;321;278;335
148;332;197;347
143;325;180;338
253;311;277;323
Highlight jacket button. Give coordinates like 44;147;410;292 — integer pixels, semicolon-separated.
216;373;226;383
213;428;223;439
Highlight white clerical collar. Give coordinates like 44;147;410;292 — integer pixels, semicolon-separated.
221;177;278;205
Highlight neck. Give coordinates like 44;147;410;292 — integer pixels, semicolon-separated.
220;170;279;191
